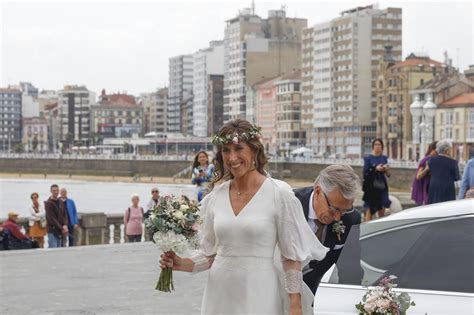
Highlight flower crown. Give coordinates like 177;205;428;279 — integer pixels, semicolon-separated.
211;125;262;146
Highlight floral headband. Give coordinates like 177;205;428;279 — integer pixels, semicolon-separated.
211;125;262;146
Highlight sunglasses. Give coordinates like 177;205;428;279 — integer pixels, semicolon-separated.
322;191;355;217
152;191;159;193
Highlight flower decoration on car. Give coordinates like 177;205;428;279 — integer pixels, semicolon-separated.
355;275;415;315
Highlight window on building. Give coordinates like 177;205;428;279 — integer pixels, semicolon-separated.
468;111;474;123
445;127;453;140
446;111;453;124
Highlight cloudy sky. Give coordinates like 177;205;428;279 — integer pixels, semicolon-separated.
1;0;472;95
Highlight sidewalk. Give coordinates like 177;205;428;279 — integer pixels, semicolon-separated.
0;243;206;314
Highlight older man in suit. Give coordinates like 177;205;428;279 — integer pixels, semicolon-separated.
294;164;364;294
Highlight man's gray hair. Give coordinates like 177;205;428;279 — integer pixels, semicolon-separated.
313;165;361;200
436;140;452;155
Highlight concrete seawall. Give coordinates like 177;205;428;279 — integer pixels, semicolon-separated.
0;157;416;190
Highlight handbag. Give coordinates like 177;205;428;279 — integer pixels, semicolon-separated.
373;176;386;190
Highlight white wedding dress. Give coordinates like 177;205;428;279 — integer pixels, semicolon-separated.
196;178;328;315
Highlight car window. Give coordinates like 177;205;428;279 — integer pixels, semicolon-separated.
327;216;474;293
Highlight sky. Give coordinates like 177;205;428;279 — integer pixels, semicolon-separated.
1;0;473;96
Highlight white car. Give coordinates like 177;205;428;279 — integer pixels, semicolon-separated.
314;199;474;315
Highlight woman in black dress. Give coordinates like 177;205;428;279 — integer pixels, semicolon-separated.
427;140;460;204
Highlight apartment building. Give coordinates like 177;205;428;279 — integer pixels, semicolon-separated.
168;55;193;133
302;4;402;158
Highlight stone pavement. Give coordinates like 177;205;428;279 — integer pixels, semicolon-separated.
0;243;206;315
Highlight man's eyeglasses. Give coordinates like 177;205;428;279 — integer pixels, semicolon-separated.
152;190;159;193
322;191;355;216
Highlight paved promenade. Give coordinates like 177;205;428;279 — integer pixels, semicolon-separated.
0;243;206;315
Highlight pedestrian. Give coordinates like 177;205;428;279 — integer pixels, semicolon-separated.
362;138;391;221
124;193;144;242
427;140;460;204
191;150;214;202
411;141;438;205
458;157;474;199
293;164;363;294
28;192;47;248
145;187;160;218
60;188;79;246
44;184;69;248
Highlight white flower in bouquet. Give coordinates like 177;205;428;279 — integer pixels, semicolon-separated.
173;211;184;220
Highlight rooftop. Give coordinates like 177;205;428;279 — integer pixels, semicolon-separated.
439;92;474;107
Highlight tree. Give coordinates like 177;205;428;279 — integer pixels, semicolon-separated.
13;143;25;153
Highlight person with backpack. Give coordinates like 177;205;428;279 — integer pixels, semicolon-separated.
124;193;144;242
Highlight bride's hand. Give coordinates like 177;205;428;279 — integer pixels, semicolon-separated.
160;251;180;270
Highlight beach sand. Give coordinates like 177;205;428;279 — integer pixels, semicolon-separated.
0;172;314;188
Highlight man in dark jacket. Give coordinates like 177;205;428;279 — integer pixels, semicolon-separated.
294;164;364;294
45;184;68;248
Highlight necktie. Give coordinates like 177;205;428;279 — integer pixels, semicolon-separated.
315;219;324;242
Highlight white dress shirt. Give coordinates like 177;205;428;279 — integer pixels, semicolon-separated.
307;191;327;243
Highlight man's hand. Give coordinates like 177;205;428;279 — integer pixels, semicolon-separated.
73;224;79;229
62;225;68;235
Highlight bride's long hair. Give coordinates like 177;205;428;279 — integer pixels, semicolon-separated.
210;119;268;190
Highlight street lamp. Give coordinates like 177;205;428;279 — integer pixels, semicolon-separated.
410;94;436;160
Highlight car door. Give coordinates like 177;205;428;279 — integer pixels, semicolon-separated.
314;215;474;314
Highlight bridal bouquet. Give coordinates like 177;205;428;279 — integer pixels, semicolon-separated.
355;275;415;315
145;195;201;292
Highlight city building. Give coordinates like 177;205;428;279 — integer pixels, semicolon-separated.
90;90;143;140
435;92;474;161
302;4;402;158
168;55;193;133
207;75;224;137
58;85;96;146
38;90;58;114
193;41;224;137
43;102;60;152
0;88;22;152
376;52;445;159
223;7;307;122
253;71;303;155
254;76;278;153
180;95;193;136
408;70;474;160
149;88;168;133
22;116;49;152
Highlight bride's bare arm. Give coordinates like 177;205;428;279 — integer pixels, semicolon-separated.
160;252;215;273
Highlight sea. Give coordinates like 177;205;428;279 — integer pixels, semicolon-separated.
0;178;196;218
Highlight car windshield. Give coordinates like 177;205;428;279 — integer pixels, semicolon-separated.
325;216;474;293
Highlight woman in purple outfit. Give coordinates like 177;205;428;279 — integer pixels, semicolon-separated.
411;141;437;206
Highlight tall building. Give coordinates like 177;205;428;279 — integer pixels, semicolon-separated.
150;88;168;133
302;4;402;158
193;41;224;137
223;8;307;122
168;55;193;133
0;88;22;152
208;75;224;136
58;85;96;146
376;52;445;159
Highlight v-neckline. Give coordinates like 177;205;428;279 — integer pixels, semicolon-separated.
228;178;268;218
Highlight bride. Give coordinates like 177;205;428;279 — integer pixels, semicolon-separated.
160;119;328;314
